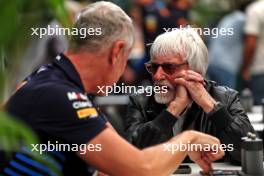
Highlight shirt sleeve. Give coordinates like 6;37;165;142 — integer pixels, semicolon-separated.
244;5;262;36
33;84;107;145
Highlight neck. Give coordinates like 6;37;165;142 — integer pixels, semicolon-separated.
64;51;107;94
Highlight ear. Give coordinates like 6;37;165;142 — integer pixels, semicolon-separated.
109;40;125;65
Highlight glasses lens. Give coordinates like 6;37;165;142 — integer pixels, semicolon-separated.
162;64;175;75
145;62;187;75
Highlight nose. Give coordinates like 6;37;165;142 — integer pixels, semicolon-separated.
153;66;166;81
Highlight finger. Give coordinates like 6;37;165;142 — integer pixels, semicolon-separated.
184;74;204;82
165;74;176;83
174;78;202;90
186;70;203;78
171;70;186;78
186;70;206;85
202;153;212;163
205;152;215;161
202;153;213;170
209;149;225;161
214;143;225;160
175;76;204;88
167;72;204;86
171;71;202;81
173;78;187;87
165;73;185;84
195;158;211;173
172;70;204;82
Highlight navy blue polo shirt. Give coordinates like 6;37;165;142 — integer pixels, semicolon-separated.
4;54;107;176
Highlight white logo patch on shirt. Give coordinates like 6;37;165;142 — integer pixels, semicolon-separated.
67;92;88;101
72;101;92;109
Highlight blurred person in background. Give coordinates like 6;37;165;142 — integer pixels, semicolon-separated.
125;28;255;164
119;5;145;85
134;0;194;85
136;0;169;46
240;0;264;105
36;1;86;66
3;1;224;175
168;0;193;27
129;0;171;85
207;0;252;89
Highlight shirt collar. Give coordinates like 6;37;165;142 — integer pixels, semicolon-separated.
53;53;85;91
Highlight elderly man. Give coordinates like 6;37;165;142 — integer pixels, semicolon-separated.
3;1;224;176
125;28;255;164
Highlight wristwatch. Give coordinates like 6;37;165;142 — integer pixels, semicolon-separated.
212;101;222;111
207;101;222;115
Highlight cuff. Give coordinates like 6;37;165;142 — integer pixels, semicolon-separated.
152;110;178;132
208;104;233;130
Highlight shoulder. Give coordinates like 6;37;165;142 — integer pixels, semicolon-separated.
246;1;264;16
249;1;264;10
207;81;239;104
8;65;89;116
21;64;81;102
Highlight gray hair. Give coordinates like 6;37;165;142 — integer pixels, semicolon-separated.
69;1;134;53
150;28;208;76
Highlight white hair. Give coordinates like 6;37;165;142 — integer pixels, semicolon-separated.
150;28;208;76
69;1;134;53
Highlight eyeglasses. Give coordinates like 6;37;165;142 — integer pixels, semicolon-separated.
144;61;188;75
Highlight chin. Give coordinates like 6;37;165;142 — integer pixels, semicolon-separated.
154;91;174;104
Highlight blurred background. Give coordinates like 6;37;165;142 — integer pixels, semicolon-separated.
0;0;263;167
0;0;256;99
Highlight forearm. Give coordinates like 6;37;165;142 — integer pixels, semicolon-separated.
84;128;194;176
83;127;223;176
141;131;194;176
106;122;117;131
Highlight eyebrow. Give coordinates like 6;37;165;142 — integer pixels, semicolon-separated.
148;62;178;65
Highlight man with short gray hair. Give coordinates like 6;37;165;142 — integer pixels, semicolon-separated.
125;28;255;164
69;1;134;53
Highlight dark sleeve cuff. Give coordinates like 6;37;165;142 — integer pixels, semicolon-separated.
152;110;178;132
208;105;233;130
